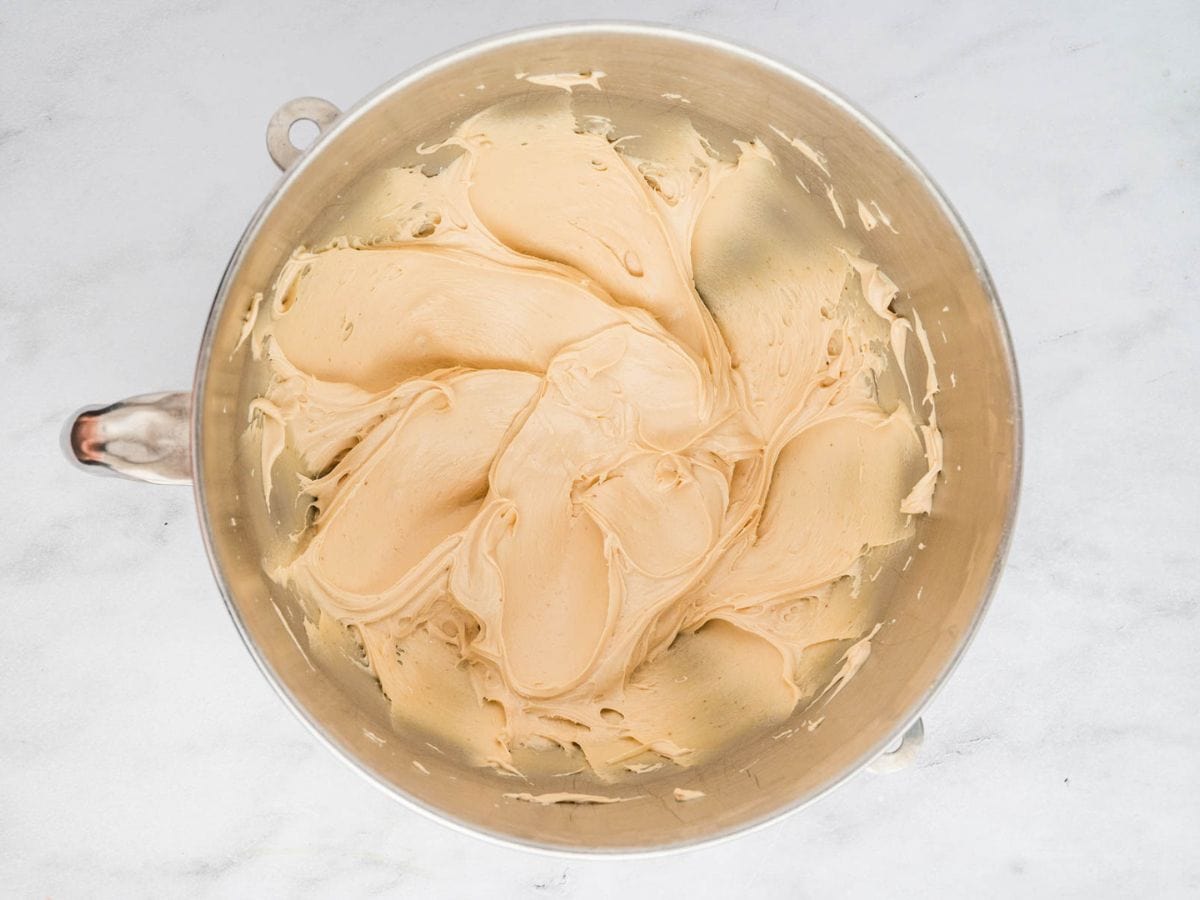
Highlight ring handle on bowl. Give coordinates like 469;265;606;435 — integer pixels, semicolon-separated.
64;391;192;485
266;97;341;171
866;717;924;774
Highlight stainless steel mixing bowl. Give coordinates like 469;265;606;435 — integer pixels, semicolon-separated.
66;23;1021;854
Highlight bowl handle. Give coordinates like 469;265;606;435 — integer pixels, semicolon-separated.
64;391;191;485
866;717;924;774
265;97;341;171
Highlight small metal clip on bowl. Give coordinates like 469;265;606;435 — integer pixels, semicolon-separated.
266;96;342;171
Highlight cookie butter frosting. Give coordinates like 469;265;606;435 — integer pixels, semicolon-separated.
245;91;940;779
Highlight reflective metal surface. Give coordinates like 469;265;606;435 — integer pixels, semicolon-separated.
66;391;191;485
70;24;1021;855
265;97;342;171
865;718;926;775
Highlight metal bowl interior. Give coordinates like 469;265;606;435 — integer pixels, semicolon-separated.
193;23;1020;854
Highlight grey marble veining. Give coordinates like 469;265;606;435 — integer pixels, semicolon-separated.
2;0;1197;896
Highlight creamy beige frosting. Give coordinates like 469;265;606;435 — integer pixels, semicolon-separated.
246;92;940;780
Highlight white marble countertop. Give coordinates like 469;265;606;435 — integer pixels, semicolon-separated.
3;0;1197;896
